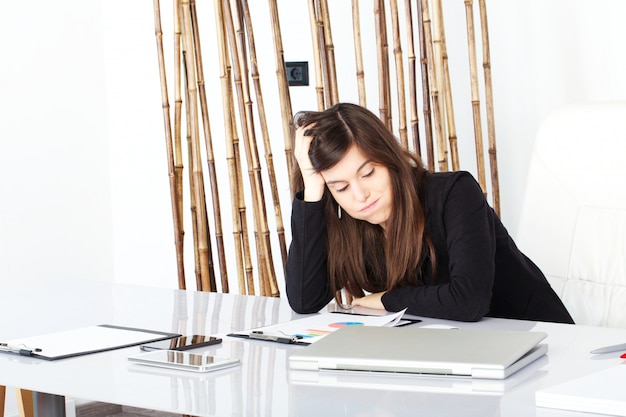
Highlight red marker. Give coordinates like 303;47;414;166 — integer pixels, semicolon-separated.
621;352;626;359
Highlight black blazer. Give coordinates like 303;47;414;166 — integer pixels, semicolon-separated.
285;170;574;324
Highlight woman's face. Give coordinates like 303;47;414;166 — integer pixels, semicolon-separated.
321;145;393;229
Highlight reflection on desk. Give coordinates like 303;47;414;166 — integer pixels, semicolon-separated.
289;383;503;417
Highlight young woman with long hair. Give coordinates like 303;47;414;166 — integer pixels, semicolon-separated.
285;103;573;323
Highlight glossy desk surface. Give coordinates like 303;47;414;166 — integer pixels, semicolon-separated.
1;279;625;417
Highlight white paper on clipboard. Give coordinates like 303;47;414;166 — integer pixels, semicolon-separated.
0;324;179;360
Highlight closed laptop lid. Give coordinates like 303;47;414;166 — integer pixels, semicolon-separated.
289;361;549;396
288;326;547;379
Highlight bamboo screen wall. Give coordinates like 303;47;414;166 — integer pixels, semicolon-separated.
151;0;500;295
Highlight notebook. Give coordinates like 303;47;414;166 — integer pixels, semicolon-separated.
288;326;547;380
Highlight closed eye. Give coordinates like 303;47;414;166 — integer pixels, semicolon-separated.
362;167;375;178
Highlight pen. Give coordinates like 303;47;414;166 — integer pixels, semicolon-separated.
249;331;300;344
0;343;42;356
590;342;626;354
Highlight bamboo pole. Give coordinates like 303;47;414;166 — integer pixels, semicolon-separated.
230;2;255;295
374;0;391;129
479;0;500;216
315;0;332;108
404;0;420;155
234;0;276;297
435;0;460;171
215;0;248;294
308;0;325;110
232;0;268;295
267;0;295;190
234;119;256;295
180;0;214;291
431;0;445;139
420;0;447;172
181;55;202;290
382;1;392;129
152;0;186;290
390;0;408;148
240;0;286;290
173;0;186;287
320;0;339;106
225;7;256;295
351;0;367;106
416;0;434;168
464;0;487;195
190;0;226;292
223;0;277;296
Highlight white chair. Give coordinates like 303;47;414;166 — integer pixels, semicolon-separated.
517;101;626;327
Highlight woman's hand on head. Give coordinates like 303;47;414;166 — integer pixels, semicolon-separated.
350;292;386;310
294;124;326;202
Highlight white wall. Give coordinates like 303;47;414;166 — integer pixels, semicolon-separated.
0;1;113;285
2;0;626;296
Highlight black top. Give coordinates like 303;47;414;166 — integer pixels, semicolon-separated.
285;170;574;324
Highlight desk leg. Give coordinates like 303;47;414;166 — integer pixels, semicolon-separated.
32;392;65;417
18;389;35;417
1;385;6;417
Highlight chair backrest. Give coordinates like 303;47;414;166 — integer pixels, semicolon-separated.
516;101;626;327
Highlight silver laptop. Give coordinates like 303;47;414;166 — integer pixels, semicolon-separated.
288;326;547;380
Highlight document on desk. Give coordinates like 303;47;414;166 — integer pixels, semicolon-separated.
536;365;626;416
229;309;407;345
0;324;180;360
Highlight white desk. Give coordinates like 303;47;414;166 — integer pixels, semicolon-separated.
1;279;625;417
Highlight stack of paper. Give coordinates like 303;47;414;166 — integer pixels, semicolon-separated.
536;365;626;416
230;309;407;344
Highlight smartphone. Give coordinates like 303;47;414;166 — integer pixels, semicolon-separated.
128;350;239;372
140;335;222;352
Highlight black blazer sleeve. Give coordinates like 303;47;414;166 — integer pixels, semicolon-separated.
381;172;495;321
285;192;334;313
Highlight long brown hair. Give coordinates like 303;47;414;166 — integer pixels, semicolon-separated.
292;103;435;303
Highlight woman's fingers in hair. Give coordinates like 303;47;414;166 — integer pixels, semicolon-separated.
294;124;325;201
294;124;315;167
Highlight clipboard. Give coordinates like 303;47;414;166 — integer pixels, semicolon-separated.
0;324;180;361
228;309;409;346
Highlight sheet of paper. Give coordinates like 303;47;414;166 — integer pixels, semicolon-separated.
242;309;407;344
536;365;626;416
2;325;177;360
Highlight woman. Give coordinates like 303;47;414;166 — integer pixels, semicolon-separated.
285;103;574;323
